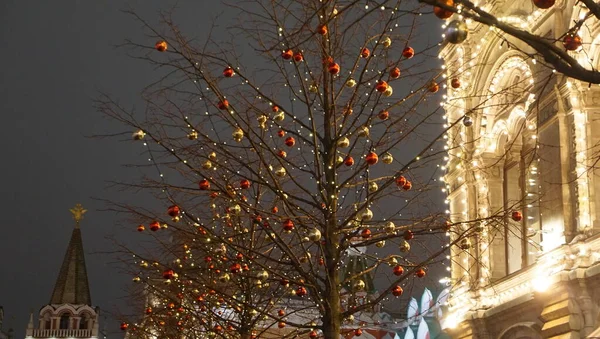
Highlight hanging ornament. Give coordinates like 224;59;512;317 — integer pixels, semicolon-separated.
278;322;286;329
285;136;296;147
202;160;212;169
219;273;231;283
275;167;287;177
145;307;152;314
563;34;582;51
402;181;412;191
336;155;344;165
338;137;350;148
376;80;388;92
308;228;322;241
444;20;468;44
293;52;304;62
393;265;404;276
381;152;393;164
357;126;369;137
137;225;145;232
223;67;235;77
283;219;295;231
309;83;319;93
376;240;386;248
309;330;318;339
240;179;251;189
132;130;145;140
209;152;217;160
296;286;308;296
278;150;287;158
167;205;180;218
403;230;414;240
257;114;268;129
354;329;363;337
533;0;555;8
383;86;393;97
199;179;210;190
392;285;404;297
346;79;357;87
150;221;160;231
187;130;198;140
277;130;286;137
274;111;285;121
353;279;366;291
230;263;242;274
318;24;328;35
390;67;401;79
382;37;392;48
451;78;461;89
120;322;129;331
361;208;373;221
378;110;389;120
399;240;411;252
361;48;370;58
434;0;454;19
218;100;229;110
278;309;286;317
395;176;407;187
257;270;269;281
155;40;168;52
282;49;293;60
232;127;244;142
385;221;396;233
344;156;355;166
402;47;415;59
328;62;341;75
511;211;523;221
459;238;472;250
415;268;426;278
163;269;175;279
463;116;473;127
428;82;440;93
361;228;372;239
368;181;378;193
365;152;378;165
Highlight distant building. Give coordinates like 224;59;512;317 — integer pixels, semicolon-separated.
0;307;14;339
25;204;100;339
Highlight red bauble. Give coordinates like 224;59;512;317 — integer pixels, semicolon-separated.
402;47;415;59
415;268;426;278
378;110;389;120
293;52;304;62
434;0;454;19
214;325;223;333
392;285;404;296
120;322;129;331
403;230;414;240
365;152;378;165
199;179;210;190
277;130;286;137
272;105;280;112
280;278;290;286
354;329;363;337
390;67;401;79
344;156;354;166
402;181;412;191
296;286;307;296
283;219;295;231
278;322;286;328
218;100;229;110
361;48;370;58
563;34;582;51
145;307;153;314
318;25;328;35
278;309;285;317
393;265;404;276
285;136;296;147
451;78;461;88
163;269;174;279
376;80;388;92
361;228;372;239
396;175;407;187
240;179;251;189
149;221;160;231
167;205;180;217
137;225;145;232
278;150;287;158
428;82;440;93
511;211;523;222
272;206;279;213
309;330;318;339
282;49;294;60
533;0;555;9
223;67;235;77
328;62;340;75
155;40;167;52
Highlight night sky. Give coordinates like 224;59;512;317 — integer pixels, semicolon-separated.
0;2;221;338
0;2;443;338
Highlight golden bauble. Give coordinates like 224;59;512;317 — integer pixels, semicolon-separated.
382;37;392;48
382;152;393;164
337;137;350;148
368;181;378;193
357;126;369;137
346;79;357;88
308;228;322;242
399;240;411;252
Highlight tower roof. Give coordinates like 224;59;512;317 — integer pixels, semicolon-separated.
49;204;92;305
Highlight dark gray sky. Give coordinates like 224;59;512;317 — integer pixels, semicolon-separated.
0;2;220;338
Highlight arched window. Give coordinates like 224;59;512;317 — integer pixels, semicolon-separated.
79;314;89;329
42;312;51;329
59;313;69;329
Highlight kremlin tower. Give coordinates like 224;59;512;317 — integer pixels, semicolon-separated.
25;204;100;339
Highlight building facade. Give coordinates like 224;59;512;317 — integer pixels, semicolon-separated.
25;204;100;339
440;1;600;338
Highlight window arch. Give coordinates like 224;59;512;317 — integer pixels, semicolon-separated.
59;313;70;330
79;313;89;329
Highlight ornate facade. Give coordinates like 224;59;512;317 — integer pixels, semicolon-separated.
440;1;600;338
25;204;100;339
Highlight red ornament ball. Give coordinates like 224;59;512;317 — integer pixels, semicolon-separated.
167;205;180;217
361;48;371;58
162;269;175;280
376;80;389;92
361;228;372;239
365;152;378;165
317;25;328;35
285;136;296;147
393;265;404;276
378;110;389;120
293;52;304;62
218;100;229;110
512;211;523;222
328;62;340;75
282;49;293;60
533;0;555;9
563;34;582;51
137;225;145;232
434;0;454;19
296;286;307;296
392;285;404;296
278;322;286;329
354;329;363;337
428;82;440;93
402;47;415;59
278;150;287;158
223;67;235;78
396;175;407;187
344;156;354;166
120;322;129;331
415;268;426;278
240;179;251;189
230;263;242;273
155;40;167;52
199;179;210;190
149;221;160;232
390;67;401;79
283;219;295;231
309;330;318;339
278;309;285;317
403;229;414;240
277;130;286;137
402;181;412;191
451;78;461;88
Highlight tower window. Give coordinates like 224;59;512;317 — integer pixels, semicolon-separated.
79;314;88;329
59;314;69;329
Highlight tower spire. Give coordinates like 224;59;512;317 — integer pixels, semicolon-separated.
49;204;92;305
